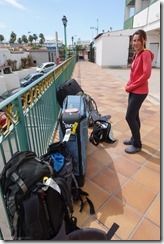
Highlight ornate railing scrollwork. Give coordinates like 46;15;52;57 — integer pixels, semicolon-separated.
0;104;18;136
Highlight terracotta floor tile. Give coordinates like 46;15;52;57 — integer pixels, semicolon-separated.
88;148;114;166
92;167;128;194
85;156;107;179
103;148;121;162
132;167;160;194
141;112;159;121
130;218;160;240
80;180;111;214
140;123;155;137
109;112;125;123
144;154;160;173
73;202;90;227
112;120;129;133
155;150;160;157
96;197;142;240
109;157;141;178
143;132;160;148
86;141;97;156
146;195;160;226
142;143;160;155
116;133;132;142
110;142;127;156
122;150;151;165
115;180;156;214
112;130;122;139
142;118;160;127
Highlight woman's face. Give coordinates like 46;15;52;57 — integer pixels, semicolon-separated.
132;34;145;53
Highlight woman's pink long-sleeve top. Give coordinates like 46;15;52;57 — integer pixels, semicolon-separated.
125;49;154;94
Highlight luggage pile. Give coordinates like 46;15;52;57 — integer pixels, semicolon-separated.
0;78;118;240
0;147;119;240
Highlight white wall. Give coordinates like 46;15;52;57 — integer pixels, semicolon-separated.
133;0;160;29
133;8;148;28
0;76;7;94
0;49;10;66
29;50;49;66
94;29;134;68
10;51;30;69
148;1;160;24
147;32;160;67
101;35;129;67
95;38;102;66
0;48;30;69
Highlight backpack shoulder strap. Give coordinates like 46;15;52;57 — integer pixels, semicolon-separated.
106;222;119;240
54;177;74;214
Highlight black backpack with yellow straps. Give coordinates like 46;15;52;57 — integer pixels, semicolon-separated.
0;150;119;240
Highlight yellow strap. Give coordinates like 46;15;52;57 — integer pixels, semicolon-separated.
71;122;78;134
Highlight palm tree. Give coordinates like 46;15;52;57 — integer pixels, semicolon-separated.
22;35;28;44
9;31;16;45
39;33;45;46
0;34;4;43
17;37;22;45
33;34;38;44
28;35;33;45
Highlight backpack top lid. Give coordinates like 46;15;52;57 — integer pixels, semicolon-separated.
62;95;87;118
0;150;54;196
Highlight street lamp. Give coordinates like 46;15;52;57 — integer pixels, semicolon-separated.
71;36;74;50
62;15;68;60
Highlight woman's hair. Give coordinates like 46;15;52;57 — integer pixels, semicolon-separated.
133;29;147;48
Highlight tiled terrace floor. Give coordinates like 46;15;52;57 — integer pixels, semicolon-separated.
55;61;160;241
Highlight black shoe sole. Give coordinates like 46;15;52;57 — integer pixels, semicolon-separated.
123;140;132;145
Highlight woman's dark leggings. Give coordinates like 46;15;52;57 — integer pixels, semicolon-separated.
125;92;147;148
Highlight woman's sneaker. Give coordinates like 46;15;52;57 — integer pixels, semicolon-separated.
123;139;132;145
125;145;141;154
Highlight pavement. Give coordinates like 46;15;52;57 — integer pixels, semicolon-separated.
105;67;160;106
71;61;160;240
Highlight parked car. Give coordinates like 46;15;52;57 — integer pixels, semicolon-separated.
20;72;44;87
36;62;56;73
0;87;23;101
0;111;7;127
0;87;23;127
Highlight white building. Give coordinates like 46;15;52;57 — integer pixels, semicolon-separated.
93;0;160;68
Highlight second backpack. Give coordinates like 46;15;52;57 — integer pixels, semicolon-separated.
56;79;83;107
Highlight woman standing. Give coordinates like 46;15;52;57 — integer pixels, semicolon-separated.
124;29;154;154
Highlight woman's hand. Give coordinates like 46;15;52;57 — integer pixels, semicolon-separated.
125;84;130;92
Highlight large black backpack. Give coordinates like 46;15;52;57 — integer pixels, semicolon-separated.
0;151;56;239
41;141;95;215
0;150;119;240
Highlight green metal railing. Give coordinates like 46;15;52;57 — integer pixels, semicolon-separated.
0;56;76;239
